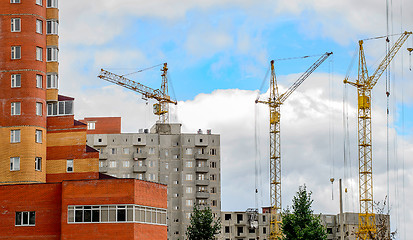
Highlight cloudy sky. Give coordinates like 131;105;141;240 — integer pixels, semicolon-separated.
57;1;413;238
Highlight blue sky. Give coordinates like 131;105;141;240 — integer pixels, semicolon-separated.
57;1;413;239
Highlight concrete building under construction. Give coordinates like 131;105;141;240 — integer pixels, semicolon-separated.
82;117;222;240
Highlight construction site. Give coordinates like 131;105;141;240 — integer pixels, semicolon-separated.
1;1;412;240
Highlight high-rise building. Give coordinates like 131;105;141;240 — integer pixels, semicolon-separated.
82;117;222;240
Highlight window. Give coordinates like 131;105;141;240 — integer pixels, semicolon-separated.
47;101;73;116
148;160;154;168
10;157;20;171
197;174;205;180
35;130;42;143
36;0;42;6
174;167;178;172
225;214;231;220
211;187;216;193
210;161;217;168
137;173;143;180
123;148;129;154
185;174;193;181
123;161;130;168
165;162;169;169
99;161;104;168
186;187;193;194
225;226;230;233
185;148;192;155
147;173;155;181
11;74;21;88
35;157;42;171
149;147;155;154
212;200;217;207
173;180;178;184
47;0;58;8
36;74;42;88
186;200;193;206
186;161;193;168
11;102;21;115
263;227;266;234
10;130;21;143
36;47;43;61
46;20;58;34
15;212;35;226
109;161;116;168
11;18;21;32
67;159;73;172
11;46;21;59
210;174;216;181
210;148;217;155
263;215;266;222
46;73;58;88
46;46;58;61
137;160;143;167
87;122;95;130
11;0;21;3
36;19;42;33
198;199;206;206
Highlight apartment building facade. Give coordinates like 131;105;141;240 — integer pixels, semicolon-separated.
83;117;222;239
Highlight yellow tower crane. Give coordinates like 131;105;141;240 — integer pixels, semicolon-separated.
343;31;412;240
98;63;177;123
256;52;333;240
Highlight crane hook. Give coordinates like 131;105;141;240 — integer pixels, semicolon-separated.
408;48;413;71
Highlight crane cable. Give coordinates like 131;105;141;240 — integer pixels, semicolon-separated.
121;63;164;77
328;55;335;201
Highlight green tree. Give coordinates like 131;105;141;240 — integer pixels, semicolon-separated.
186;205;221;240
280;185;327;240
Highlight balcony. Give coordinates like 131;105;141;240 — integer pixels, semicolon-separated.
133;152;147;160
100;166;108;173
133;165;147;173
195;180;210;186
196;191;210;199
196;166;209;173
195;153;209;159
99;153;108;160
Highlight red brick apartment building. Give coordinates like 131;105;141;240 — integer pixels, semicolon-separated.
0;1;167;239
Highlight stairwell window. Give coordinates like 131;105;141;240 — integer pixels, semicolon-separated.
67;159;74;172
46;46;58;62
47;0;58;8
36;47;43;61
46;73;58;89
35;157;42;171
36;19;43;34
11;74;21;88
15;211;35;226
11;18;21;32
10;157;20;171
46;20;58;34
36;74;43;88
10;130;21;143
11;46;21;59
35;130;42;143
11;102;21;115
36;102;42;116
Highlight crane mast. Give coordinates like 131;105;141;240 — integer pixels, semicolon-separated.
257;52;332;240
344;31;411;240
98;63;177;123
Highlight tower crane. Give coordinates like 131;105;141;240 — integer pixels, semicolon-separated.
344;31;412;240
256;52;333;239
98;63;177;123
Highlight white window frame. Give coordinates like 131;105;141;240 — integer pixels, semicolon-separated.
123;161;130;168
46;73;58;89
46;46;58;62
186;200;193;207
186;187;193;194
11;18;21;32
109;161;116;168
123;148;129;155
36;47;43;61
149;147;155;154
35;130;42;143
10;130;21;143
11;74;21;88
186;161;193;168
35;157;42;171
36;0;43;6
46;0;58;8
36;74;43;88
11;102;21;116
185;148;192;155
46;19;58;34
87;122;95;130
67;159;74;172
15;211;35;226
36;19;43;34
11;0;21;3
185;174;193;181
47;101;73;116
10;157;20;171
36;102;43;116
11;46;21;60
